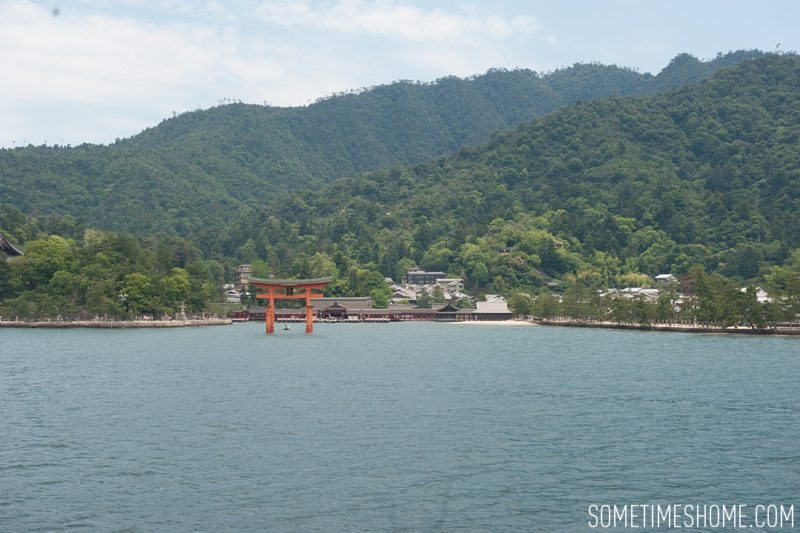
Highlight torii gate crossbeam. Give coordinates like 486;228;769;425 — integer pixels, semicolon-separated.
250;277;332;334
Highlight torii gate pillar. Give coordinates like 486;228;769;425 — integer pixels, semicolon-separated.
251;277;332;335
304;288;314;333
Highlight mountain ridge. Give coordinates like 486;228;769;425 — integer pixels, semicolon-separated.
0;50;764;235
217;53;800;287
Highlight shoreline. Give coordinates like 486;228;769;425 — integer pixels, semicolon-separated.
0;318;232;329
3;316;798;336
531;318;800;336
451;319;535;326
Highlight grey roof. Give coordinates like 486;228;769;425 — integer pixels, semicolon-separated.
437;302;460;313
475;301;512;314
311;297;373;311
249;276;332;286
248;297;374;312
0;234;22;256
243;304;477;317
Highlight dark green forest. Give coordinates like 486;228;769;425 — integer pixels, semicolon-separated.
0;206;222;318
0;51;762;235
3;51;800;322
218;54;800;292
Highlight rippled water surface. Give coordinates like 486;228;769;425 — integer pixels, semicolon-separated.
2;323;799;531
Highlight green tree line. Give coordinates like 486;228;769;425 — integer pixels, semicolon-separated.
508;259;800;328
1;212;224;319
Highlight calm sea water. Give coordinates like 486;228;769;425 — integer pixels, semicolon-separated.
2;322;799;531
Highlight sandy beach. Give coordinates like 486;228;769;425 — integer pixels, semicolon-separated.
451;319;536;326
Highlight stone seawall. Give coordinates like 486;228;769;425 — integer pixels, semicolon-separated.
532;319;800;336
0;319;232;329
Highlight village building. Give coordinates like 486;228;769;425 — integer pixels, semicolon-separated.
223;286;243;304
474;300;514;321
654;273;678;286
229;271;512;323
435;278;465;292
390;285;417;304
434;301;461;322
0;233;23;260
404;268;446;285
391;273;468;306
234;264;252;292
740;286;772;303
601;287;661;302
230;295;505;323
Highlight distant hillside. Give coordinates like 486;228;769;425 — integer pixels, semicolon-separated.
0;50;763;234
219;53;800;287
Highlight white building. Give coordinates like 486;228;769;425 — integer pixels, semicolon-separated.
654;274;678;286
474;300;513;320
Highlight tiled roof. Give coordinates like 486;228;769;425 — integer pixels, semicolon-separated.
249;276;332;286
475;301;512;314
0;234;23;256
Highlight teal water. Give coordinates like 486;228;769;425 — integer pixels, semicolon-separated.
2;323;799;531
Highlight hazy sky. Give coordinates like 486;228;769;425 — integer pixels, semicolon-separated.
2;0;798;147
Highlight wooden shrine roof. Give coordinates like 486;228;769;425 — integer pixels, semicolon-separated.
249;276;332;288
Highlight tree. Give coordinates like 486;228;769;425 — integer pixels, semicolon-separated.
371;287;389;309
533;291;560;318
0;259;13;299
20;235;74;289
305;252;339;278
421;241;454;272
159;268;191;312
416;288;431;308
508;292;534;317
738;286;763;328
120;272;155;316
431;286;446;304
654;285;677;323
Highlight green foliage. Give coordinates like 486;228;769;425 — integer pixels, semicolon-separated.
370;288;390;309
0;224;221;319
431;286;447;304
211;53;800;297
416;288;431;309
0;259;11;299
327;265;390;301
508;292;534;317
0;52;761;238
20;235;75;289
159;268;191;311
4;51;800;323
121;272;155;315
525;261;799;328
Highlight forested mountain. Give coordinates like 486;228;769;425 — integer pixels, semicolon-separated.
0;50;762;235
4;52;800;320
216;54;800;291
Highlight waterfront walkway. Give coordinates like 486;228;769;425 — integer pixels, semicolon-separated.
533;318;800;335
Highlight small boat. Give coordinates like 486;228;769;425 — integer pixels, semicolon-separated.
283;324;291;331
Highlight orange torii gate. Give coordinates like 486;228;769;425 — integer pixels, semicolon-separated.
251;277;332;334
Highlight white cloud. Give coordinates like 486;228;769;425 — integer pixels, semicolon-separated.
1;0;798;148
0;0;551;146
1;3;215;103
255;0;541;42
